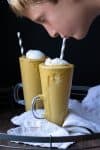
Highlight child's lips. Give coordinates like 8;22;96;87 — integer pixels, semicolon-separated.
61;35;70;39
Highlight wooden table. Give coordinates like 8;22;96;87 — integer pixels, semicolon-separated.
0;104;100;150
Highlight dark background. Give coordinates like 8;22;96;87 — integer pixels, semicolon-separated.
1;0;100;104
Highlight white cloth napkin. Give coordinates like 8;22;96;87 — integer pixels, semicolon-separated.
7;85;100;149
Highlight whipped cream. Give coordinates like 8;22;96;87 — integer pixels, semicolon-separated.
45;58;69;65
26;50;45;59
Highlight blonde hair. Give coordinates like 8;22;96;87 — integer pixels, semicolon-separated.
7;0;58;16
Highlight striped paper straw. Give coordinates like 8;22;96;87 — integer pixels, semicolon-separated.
17;32;24;55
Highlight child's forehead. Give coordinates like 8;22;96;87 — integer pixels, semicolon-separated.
7;0;58;17
24;2;51;17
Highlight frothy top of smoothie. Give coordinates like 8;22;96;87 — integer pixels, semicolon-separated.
45;58;69;65
26;50;45;59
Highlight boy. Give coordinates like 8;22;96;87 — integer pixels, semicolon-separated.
7;0;100;40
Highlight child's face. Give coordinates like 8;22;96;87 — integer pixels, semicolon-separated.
24;0;93;40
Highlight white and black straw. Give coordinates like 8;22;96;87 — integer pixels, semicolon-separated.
17;32;24;55
60;38;66;60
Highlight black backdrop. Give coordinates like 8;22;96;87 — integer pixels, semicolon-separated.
1;0;100;89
